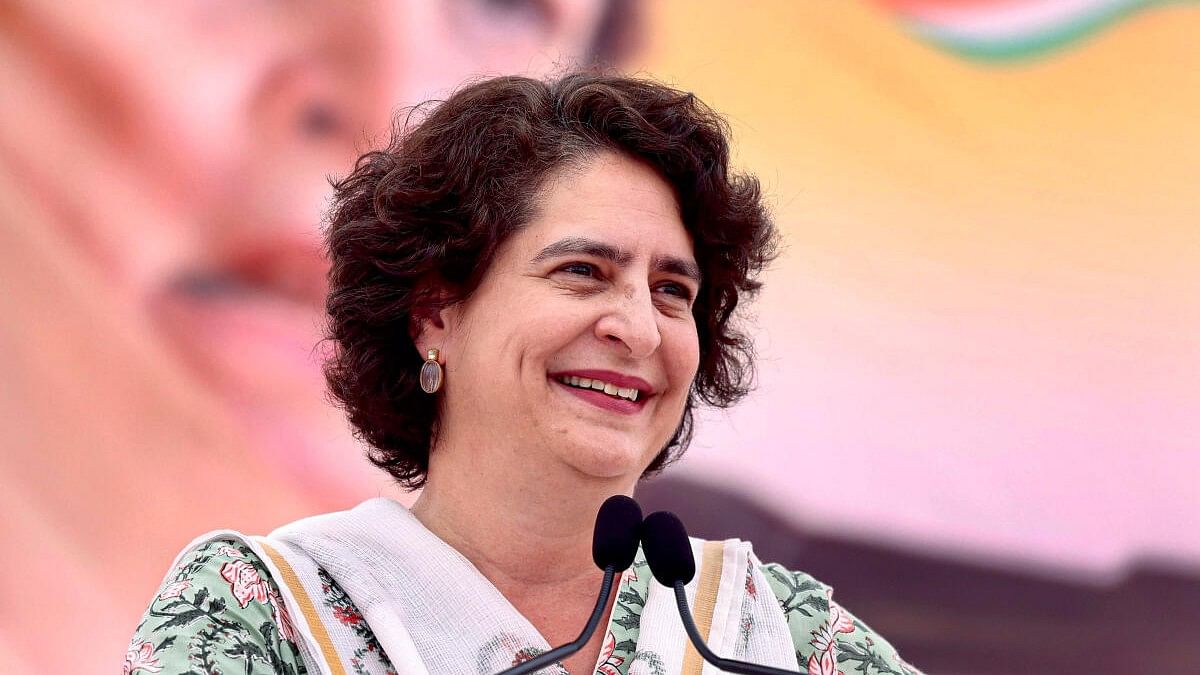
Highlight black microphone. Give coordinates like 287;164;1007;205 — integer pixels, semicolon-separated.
495;495;643;675
641;511;801;675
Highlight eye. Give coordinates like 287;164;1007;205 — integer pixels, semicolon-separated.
558;262;600;278
472;0;547;23
449;0;551;49
656;281;694;303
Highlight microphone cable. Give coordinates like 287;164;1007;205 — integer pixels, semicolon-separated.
641;511;801;675
495;494;643;675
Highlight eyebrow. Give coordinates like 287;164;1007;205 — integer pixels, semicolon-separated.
530;236;702;284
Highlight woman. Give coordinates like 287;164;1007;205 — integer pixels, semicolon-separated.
128;73;919;675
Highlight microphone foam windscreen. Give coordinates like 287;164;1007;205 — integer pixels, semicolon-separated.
592;495;644;571
640;511;695;587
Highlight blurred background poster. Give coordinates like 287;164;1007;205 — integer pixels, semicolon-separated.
1;1;1197;673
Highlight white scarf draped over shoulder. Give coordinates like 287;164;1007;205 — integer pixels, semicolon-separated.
178;498;798;675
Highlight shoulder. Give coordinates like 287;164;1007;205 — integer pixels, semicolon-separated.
127;538;307;675
758;562;923;675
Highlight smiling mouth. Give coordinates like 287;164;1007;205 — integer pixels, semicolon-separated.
555;375;641;401
549;375;652;417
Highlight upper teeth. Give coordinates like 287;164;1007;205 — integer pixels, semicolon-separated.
558;376;639;401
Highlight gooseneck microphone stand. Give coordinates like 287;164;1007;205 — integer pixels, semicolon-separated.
494;494;643;675
641;511;801;675
500;566;617;675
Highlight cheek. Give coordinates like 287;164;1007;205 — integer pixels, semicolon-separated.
521;293;597;345
664;323;701;398
462;285;580;366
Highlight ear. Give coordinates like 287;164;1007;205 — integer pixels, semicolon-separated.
409;298;459;361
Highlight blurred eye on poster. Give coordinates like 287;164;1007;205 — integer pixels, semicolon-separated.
0;1;1196;673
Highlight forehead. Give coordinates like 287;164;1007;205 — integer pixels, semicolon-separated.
514;152;694;259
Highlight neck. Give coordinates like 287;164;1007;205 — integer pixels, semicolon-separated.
410;441;635;595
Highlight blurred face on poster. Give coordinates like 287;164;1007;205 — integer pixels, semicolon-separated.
0;0;627;499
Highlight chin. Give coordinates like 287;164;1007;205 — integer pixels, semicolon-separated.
561;439;655;482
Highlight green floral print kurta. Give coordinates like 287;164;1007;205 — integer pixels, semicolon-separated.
127;540;918;675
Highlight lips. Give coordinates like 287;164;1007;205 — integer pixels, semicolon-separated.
548;369;656;397
149;268;329;404
552;378;649;415
548;368;658;416
146;263;394;504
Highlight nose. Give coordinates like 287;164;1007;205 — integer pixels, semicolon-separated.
205;4;422;305
596;286;662;360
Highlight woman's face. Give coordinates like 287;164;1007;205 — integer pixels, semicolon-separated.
4;0;612;500
433;153;701;481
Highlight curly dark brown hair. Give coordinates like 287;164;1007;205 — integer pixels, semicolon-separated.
323;71;777;489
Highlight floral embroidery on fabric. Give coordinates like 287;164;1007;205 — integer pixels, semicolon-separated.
318;569;379;646
476;632;567;675
269;589;300;643
805;594;856;675
808;595;856;653
123;640;164;674
316;567;398;674
216;544;247;559
512;646;553;669
764;564;828;619
596;630;624;675
221;558;272;608
760;563;921;675
599;554;653;675
334;604;364;626
626;650;666;675
735;559;758;655
349;648;399;675
130;539;307;674
157;579;191;600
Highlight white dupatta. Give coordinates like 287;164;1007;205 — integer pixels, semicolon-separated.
182;498;797;674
